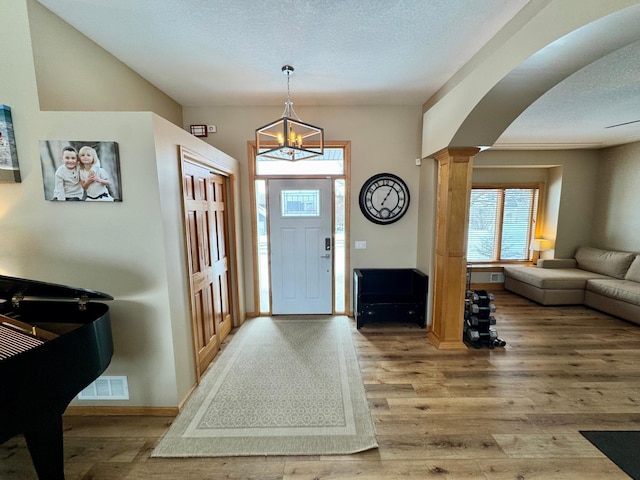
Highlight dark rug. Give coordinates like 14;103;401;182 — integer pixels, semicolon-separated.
580;431;640;479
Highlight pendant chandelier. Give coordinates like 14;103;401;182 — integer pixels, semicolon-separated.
255;65;324;161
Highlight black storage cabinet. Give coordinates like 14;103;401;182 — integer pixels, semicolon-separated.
353;268;428;329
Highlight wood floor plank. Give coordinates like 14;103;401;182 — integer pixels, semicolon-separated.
124;457;286;479
62;415;174;438
492;433;601;458
376;433;507;460
476;458;630;479
2;291;640;479
374;413;545;435
283;459;487;479
365;383;417;398
526;412;640;433
384;396;538;415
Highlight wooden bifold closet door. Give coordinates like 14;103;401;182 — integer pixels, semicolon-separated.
182;159;232;378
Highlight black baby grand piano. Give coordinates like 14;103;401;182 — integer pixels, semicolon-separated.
0;274;113;480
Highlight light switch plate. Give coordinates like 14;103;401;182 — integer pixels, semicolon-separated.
355;241;367;249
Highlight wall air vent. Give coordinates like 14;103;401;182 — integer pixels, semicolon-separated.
490;273;505;283
78;375;129;400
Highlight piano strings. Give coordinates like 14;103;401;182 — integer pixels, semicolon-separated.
0;314;58;360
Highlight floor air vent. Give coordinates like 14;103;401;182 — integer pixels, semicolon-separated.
78;375;129;400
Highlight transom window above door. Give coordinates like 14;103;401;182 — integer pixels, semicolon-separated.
256;147;344;175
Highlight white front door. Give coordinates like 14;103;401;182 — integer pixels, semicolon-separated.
269;178;333;314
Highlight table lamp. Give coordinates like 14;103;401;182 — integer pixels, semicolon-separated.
530;238;552;265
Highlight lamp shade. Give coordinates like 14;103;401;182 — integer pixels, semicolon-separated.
530;239;551;251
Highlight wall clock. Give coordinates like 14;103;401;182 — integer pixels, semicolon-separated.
359;172;410;225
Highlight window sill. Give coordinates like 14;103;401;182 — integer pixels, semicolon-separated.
468;262;534;272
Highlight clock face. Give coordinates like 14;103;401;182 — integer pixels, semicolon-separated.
359;173;410;225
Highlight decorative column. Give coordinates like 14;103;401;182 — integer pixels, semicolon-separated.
428;147;479;350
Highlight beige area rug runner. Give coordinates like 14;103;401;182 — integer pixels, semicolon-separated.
152;316;378;457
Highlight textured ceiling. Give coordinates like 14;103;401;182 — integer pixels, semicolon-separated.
36;0;640;149
494;5;640;149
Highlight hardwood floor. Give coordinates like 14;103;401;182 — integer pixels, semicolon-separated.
3;291;640;479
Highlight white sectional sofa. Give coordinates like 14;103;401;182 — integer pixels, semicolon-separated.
503;246;640;325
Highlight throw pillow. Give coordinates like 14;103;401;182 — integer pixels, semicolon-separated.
574;246;635;279
625;255;640;283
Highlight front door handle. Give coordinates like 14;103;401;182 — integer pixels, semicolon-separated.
320;254;331;259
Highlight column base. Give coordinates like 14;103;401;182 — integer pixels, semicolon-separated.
427;331;467;350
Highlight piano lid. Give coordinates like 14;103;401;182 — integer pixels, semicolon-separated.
0;274;113;302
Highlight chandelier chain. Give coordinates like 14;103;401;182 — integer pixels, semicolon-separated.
255;64;323;161
282;66;299;120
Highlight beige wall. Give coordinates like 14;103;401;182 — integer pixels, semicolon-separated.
183;105;424;313
415;159;438;325
152;115;245;400
27;0;183;127
0;111;175;407
473;144;640;258
592;142;640;253
472;166;549;184
474;149;601;258
553;153;601;257
544;166;563;259
0;1;241;407
0;108;241;408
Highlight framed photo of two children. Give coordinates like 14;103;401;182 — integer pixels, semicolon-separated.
39;140;122;202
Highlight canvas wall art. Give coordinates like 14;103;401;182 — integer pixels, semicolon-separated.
40;140;122;202
0;105;22;183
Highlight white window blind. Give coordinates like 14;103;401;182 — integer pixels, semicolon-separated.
467;187;539;262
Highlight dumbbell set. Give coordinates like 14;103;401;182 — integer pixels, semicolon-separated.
463;289;506;349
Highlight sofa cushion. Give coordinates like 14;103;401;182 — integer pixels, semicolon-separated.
574;246;635;279
537;259;577;269
625;255;640;283
586;279;640;307
503;266;608;290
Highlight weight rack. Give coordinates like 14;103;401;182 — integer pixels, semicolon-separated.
463;266;506;349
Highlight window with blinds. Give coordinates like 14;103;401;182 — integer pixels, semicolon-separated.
467;186;540;262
